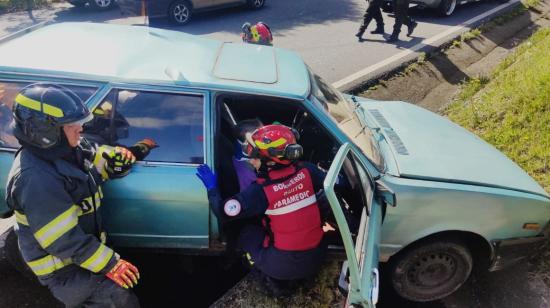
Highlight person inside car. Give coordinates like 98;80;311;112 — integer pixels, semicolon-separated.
232;119;263;191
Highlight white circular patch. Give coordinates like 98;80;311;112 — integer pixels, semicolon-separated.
224;199;241;217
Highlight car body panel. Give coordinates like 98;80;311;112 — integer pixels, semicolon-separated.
116;0;249;18
0;23;308;99
357;99;548;198
377;174;550;261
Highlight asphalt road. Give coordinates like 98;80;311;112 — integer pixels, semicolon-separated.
0;0;521;85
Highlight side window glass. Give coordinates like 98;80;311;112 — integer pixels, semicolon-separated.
0;81;97;149
86;89;205;163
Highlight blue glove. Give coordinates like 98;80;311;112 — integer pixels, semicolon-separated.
196;164;217;190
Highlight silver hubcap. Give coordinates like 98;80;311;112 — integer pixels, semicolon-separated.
254;0;263;6
95;0;111;7
174;5;189;22
446;0;456;15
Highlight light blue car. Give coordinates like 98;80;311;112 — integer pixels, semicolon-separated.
0;23;548;306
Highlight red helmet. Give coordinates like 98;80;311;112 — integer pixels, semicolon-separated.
241;22;273;45
245;124;302;165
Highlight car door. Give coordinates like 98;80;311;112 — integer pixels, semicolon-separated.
324;142;384;307
84;86;212;249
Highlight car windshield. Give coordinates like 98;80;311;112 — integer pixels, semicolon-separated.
308;70;384;171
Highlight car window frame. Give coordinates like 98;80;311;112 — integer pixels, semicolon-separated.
0;76;103;152
87;83;210;167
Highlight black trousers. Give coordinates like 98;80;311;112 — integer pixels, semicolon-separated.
238;224;327;281
359;0;384;32
392;0;414;34
41;266;140;308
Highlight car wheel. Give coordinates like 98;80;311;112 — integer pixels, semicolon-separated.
247;0;265;9
169;0;193;25
381;1;393;13
4;228;37;282
88;0;115;10
389;239;473;302
437;0;457;16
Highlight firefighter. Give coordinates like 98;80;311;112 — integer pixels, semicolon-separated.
196;124;330;295
241;22;273;46
387;0;418;42
355;0;385;40
5;83;150;307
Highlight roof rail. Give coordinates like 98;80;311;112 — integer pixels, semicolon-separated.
0;21;49;45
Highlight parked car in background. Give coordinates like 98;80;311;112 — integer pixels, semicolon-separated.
68;0;116;10
382;0;510;16
0;23;548;306
116;0;266;25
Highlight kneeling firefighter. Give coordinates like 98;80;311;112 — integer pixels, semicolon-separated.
5;83;153;307
196;124;331;293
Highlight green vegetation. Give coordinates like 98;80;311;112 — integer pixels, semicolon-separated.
446;28;550;192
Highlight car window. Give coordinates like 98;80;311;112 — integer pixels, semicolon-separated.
85;89;205;164
0;81;97;149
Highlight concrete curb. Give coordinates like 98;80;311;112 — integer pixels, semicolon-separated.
332;0;523;93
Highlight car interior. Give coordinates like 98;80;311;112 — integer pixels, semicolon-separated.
214;92;371;251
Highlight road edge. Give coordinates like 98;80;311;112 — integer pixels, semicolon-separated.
332;0;523;93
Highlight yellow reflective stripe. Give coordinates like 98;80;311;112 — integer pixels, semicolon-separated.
80;244;114;273
15;94;40;112
34;206;78;249
254;137;287;150
98;186;103;198
42;104;64;117
27;255;72;276
15;94;64;117
77;190;103;216
14;211;29;226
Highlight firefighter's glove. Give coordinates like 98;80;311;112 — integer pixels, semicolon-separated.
106;259;140;289
196;164;217;190
94;145;136;180
131;138;159;161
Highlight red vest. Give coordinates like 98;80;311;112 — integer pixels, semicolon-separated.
261;165;323;251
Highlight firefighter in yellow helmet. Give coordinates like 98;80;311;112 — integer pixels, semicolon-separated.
5;83;148;307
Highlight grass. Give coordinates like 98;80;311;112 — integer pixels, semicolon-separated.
445;28;550;192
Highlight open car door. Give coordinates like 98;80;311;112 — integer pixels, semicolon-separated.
324;143;385;307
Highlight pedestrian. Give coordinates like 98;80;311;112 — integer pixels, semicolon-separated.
241;22;273;46
196;124;332;296
5;83;144;307
387;0;418;42
355;0;385;40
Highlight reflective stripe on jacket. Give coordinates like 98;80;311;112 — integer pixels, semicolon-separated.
6;146;117;278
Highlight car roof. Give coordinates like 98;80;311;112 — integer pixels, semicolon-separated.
0;22;310;99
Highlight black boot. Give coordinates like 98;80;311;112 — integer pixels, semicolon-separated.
386;32;399;42
370;24;384;34
407;21;418;37
355;29;365;40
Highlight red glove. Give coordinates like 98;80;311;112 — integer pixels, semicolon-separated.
106;259;140;289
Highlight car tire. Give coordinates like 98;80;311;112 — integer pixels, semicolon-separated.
437;0;457;16
381;1;393;13
88;0;115;10
389;239;473;302
169;0;193;25
4;228;38;283
247;0;266;9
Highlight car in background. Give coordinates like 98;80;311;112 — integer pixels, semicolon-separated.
382;0;510;16
116;0;266;25
0;22;548;306
68;0;116;10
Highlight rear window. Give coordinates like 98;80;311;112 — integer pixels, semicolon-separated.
0;81;97;149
